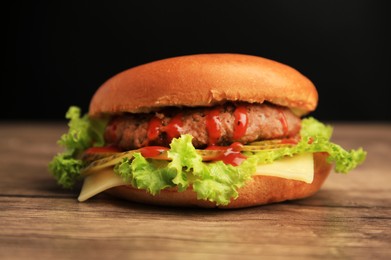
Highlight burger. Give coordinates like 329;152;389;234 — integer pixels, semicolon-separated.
49;53;366;208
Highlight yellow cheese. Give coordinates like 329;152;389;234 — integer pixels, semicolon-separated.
254;153;314;183
78;153;314;202
78;168;127;202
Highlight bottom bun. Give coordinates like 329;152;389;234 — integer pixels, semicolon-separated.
106;152;332;208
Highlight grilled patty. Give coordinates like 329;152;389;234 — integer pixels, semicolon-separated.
104;103;301;150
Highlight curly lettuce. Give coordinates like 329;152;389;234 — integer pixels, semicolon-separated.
115;135;257;205
250;117;366;173
48;106;107;188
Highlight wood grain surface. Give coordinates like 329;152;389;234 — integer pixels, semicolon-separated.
0;122;390;259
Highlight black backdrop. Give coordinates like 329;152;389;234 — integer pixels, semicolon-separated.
3;1;390;121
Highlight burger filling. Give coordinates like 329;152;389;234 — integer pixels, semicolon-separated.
49;106;366;206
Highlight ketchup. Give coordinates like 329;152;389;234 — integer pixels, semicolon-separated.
147;116;162;141
280;138;298;145
139;146;169;158
206;142;246;166
233;106;248;140
278;109;289;136
147;114;184;143
205;108;222;145
165;113;183;140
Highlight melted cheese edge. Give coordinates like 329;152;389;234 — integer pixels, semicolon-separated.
78;153;314;202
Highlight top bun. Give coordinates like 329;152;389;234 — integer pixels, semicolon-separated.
89;53;318;117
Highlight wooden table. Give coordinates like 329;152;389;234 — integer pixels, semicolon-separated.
1;122;390;259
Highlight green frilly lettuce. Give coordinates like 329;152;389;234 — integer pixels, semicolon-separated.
250;118;366;173
49;106;366;205
48;106;107;188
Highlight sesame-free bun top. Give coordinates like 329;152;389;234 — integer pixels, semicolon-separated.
89;53;318;117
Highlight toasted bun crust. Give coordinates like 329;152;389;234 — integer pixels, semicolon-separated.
89;54;318;117
106;152;331;209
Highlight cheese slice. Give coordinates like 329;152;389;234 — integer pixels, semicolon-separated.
254;153;314;183
78;168;127;202
78;153;314;202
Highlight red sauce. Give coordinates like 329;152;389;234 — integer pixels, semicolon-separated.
280;138;298;145
139;146;169;158
278;109;289;136
147;114;184;143
147;116;162;141
84;146;121;154
165;113;183;141
206;142;246;166
205;108;222;145
233;106;248;140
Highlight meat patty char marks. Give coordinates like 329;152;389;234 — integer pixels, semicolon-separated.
104;103;301;150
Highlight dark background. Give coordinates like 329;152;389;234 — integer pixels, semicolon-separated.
3;1;390;121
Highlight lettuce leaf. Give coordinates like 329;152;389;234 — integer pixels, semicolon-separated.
299;117;366;173
49;153;84;189
114;134;256;205
49;106;107;188
169;134;255;204
57;106;106;154
115;155;176;195
251;117;367;173
192;159;256;205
